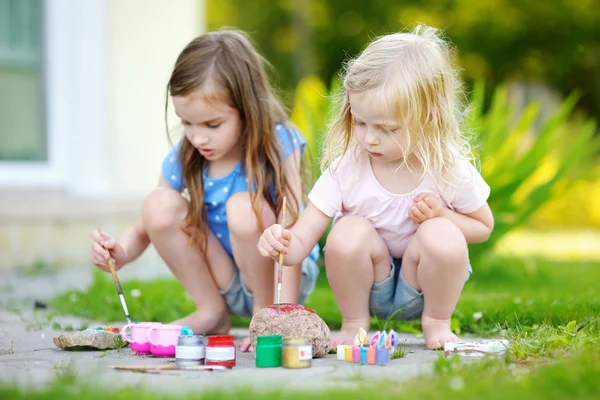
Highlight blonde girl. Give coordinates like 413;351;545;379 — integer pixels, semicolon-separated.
257;25;493;349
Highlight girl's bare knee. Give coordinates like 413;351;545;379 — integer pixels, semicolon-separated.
226;192;275;238
325;216;374;257
141;188;188;234
417;217;468;264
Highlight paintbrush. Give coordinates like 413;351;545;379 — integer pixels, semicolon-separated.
98;228;132;324
110;364;227;372
275;196;287;311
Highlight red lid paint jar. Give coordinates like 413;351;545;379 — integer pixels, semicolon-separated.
205;335;236;368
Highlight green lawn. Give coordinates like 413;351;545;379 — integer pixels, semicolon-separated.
11;252;600;398
50;254;600;338
3;348;599;399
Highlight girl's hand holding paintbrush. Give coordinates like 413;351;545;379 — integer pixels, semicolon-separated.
257;223;306;266
90;230;128;272
258;202;330;266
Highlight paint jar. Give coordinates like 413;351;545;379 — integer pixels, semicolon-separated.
282;337;312;369
255;335;282;368
344;346;353;362
367;347;376;364
360;347;368;364
336;345;347;361
352;346;360;363
206;335;236;368
376;347;390;365
176;335;205;367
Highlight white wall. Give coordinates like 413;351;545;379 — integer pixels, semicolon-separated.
108;0;202;197
0;0;204;198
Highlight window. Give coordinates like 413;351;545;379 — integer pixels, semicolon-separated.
0;0;45;161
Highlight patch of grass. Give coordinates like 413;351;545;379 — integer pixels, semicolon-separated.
454;255;600;336
113;336;127;353
52;360;77;385
2;347;600;399
50;254;600;339
21;259;54;276
390;343;408;359
507;319;600;360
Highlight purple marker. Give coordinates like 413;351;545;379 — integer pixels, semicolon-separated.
389;329;398;349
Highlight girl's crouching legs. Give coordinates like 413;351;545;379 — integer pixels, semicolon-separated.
142;187;233;335
325;216;391;348
402;217;469;350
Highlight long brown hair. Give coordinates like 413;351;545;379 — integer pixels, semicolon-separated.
166;29;300;252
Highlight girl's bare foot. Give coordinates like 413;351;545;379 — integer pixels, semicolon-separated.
421;315;459;350
239;337;254;352
329;320;370;349
172;309;231;335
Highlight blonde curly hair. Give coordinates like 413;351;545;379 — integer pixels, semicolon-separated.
322;24;473;191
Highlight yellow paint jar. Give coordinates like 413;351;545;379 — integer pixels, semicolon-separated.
282;337;312;369
344;346;353;362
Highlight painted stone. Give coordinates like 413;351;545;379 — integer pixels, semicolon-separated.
249;304;331;358
53;328;125;350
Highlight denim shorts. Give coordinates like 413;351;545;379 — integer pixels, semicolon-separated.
219;257;320;317
369;258;472;321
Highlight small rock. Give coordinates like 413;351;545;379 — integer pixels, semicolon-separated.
249;304;331;358
33;300;47;310
53;329;125;350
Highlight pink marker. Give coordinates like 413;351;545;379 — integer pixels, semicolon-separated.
370;331;381;348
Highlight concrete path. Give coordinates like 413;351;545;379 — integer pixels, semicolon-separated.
0;267;461;393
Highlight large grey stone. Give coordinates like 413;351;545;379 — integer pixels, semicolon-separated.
248;304;331;358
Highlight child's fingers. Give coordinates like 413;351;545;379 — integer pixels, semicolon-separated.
91;229;104;245
423;195;440;210
409;206;426;223
281;229;292;241
91;255;109;271
102;237;116;250
258;236;281;258
92;242;111;260
414;192;431;202
257;244;271;258
265;230;289;254
98;230;116;247
416;201;434;218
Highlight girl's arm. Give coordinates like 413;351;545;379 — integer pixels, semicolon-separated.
259;202;331;266
118;218;151;264
92;175;172;270
119;175;176;263
410;193;494;244
114;176;173;264
285;202;331;264
439;204;494;243
278;147;331;264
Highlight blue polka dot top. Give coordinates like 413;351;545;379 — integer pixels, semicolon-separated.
162;123;320;262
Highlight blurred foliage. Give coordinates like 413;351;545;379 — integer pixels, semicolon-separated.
467;82;599;259
207;0;600;119
289;76;600;260
530;164;600;229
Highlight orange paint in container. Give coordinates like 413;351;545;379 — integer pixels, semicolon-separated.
367;347;376;364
